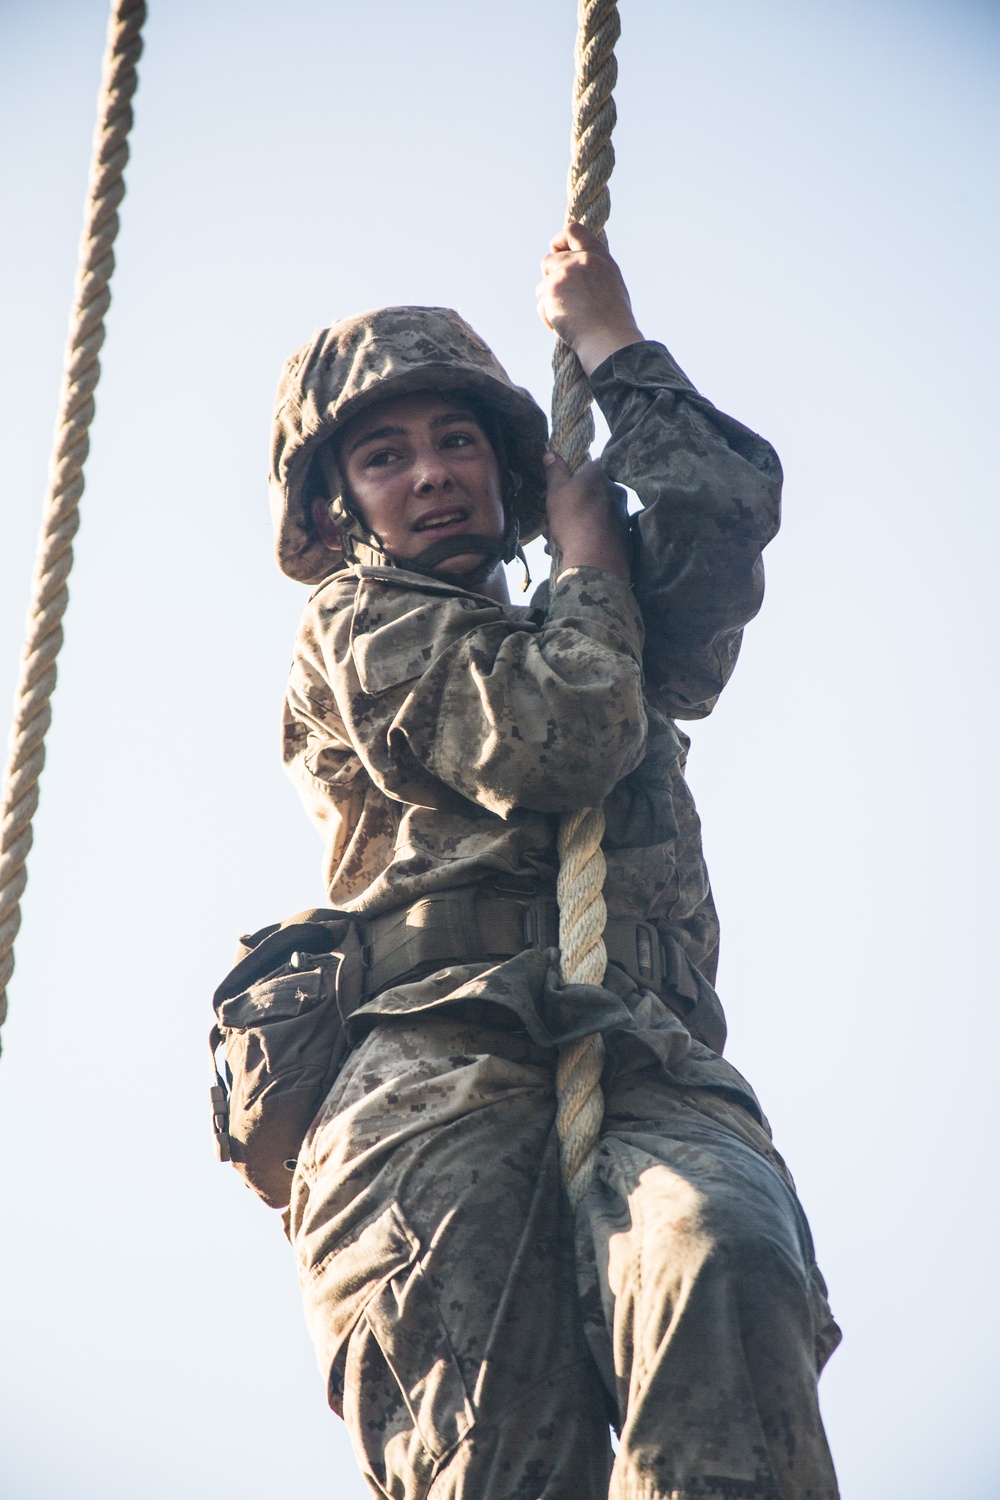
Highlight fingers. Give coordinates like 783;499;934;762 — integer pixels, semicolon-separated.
535;238;588;323
542;457;632;581
535;286;554;331
564;221;604;253
537;223;636;368
538;248;565;280
542;450;572;491
548;221;604;255
544;454;606;509
541;223;604;273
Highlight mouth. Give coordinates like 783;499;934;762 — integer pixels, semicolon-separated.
413;507;470;535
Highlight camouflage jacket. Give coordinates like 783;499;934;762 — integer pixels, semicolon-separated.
283;341;781;988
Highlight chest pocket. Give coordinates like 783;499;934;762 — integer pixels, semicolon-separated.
351;578;507;695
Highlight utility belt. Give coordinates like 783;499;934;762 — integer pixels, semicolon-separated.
351;881;703;1025
210;880;723;1212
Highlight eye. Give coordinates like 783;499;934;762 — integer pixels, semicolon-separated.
440;430;476;450
364;446;400;468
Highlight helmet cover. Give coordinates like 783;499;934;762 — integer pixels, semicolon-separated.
270;305;549;583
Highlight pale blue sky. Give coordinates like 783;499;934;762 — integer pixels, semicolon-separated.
1;3;998;1497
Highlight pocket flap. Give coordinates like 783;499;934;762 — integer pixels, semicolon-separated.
299;1198;474;1455
219;968;323;1028
351;578;503;695
301;1201;418;1392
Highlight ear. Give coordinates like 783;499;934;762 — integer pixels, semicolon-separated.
310;493;343;553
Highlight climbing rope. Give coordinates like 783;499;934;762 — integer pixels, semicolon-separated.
0;0;616;1147
0;0;146;1050
551;0;620;1208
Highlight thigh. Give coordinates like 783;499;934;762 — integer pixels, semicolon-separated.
580;1070;839;1500
291;1017;613;1500
597;1072;834;1346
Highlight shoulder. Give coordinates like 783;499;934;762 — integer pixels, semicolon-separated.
302;564;518;624
296;565;542;696
300;568;361;629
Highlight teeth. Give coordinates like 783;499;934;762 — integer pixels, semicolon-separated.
418;512;465;531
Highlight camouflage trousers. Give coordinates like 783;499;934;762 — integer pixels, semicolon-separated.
288;1013;840;1500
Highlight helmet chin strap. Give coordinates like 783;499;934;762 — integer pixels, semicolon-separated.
365;513;521;591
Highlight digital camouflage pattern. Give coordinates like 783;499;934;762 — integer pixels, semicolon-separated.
270;305;549;583
282;340;782;994
274;334;841;1497
290;993;840;1499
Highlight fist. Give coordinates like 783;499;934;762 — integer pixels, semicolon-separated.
536;222;643;376
542;451;632;582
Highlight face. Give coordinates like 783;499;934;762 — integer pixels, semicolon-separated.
314;391;506;576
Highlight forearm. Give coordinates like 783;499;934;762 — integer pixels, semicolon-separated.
553;509;632;580
591;341;782;716
388;570;648;815
301;571;647;817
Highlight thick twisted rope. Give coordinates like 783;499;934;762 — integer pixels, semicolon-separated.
0;0;146;1049
552;0;620;1208
549;0;620;472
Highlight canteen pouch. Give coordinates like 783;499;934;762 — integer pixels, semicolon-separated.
210;910;362;1209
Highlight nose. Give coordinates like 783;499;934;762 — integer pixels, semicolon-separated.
412;443;452;494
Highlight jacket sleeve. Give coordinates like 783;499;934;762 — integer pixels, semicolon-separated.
296;566;648;819
283;618;391;886
590;340;782;718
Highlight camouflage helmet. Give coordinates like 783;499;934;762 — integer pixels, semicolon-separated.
270;305;549;583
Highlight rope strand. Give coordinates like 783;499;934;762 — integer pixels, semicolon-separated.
551;0;620;1208
550;0;620;473
0;0;146;1048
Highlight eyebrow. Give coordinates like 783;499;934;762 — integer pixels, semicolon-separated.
346;410;479;456
346;423;404;455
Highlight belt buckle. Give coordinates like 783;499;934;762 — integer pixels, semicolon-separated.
521;894;559;952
